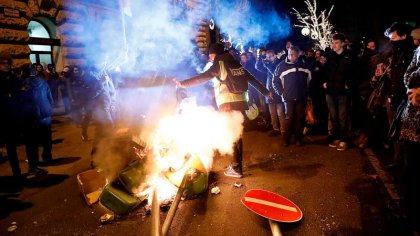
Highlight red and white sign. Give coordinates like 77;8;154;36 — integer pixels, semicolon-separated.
241;189;303;223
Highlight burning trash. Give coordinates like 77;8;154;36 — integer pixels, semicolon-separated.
76;89;244;236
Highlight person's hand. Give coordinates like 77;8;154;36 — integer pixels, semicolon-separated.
375;63;385;77
173;78;184;88
267;91;273;100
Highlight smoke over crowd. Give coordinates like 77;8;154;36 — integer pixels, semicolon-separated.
213;0;291;47
78;0;291;74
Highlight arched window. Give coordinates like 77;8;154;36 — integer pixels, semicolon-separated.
27;20;60;65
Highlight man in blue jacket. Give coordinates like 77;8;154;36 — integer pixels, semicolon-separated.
24;65;54;174
273;46;312;147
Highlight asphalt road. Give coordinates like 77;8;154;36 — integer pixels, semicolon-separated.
0;114;409;236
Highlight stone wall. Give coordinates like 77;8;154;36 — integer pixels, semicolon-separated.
0;0;117;69
0;0;32;68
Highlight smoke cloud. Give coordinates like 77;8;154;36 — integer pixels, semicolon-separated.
213;0;292;47
78;0;291;74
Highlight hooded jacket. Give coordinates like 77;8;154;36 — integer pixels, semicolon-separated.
26;76;53;124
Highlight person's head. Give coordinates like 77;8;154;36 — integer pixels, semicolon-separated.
47;63;54;71
306;49;315;58
287;46;300;63
208;43;226;62
366;40;376;51
384;22;411;42
314;49;324;60
285;40;293;51
331;33;347;54
19;63;33;79
73;66;80;75
63;65;70;73
411;28;420;46
35;63;43;71
265;49;277;62
0;52;12;73
240;53;248;65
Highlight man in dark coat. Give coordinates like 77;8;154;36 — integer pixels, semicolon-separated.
322;33;356;151
175;43;271;178
0;53;24;180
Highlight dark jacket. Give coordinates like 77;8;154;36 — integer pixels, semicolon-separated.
382;39;415;108
27;76;53;125
323;49;355;96
273;58;312;102
0;72;24;138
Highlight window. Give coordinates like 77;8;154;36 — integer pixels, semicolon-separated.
28;20;53;65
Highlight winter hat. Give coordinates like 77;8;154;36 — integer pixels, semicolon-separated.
411;28;420;40
208;43;226;55
384;22;411;37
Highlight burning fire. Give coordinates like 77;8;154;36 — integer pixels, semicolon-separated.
93;96;244;205
139;96;244;202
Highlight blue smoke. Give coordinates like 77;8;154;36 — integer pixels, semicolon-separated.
78;0;207;75
213;0;292;48
78;0;290;74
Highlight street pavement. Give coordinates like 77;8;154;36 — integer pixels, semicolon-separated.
0;114;410;236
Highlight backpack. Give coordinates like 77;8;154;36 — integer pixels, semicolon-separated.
218;60;249;94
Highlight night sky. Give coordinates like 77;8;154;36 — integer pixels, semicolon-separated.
272;0;419;41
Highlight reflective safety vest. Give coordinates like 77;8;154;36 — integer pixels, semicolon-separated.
212;78;249;108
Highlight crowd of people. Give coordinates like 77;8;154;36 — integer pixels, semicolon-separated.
1;20;419;234
177;21;419;233
0;57;118;181
224;22;419;156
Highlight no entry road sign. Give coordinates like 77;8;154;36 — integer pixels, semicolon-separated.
241;189;303;223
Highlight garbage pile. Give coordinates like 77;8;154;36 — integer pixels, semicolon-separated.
77;138;209;218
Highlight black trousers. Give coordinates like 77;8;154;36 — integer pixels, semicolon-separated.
25;121;52;168
232;138;243;172
4;127;21;176
284;100;306;141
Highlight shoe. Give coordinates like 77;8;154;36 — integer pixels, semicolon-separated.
224;165;243;178
337;142;347;151
328;140;340;148
268;130;281;137
28;167;48;176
